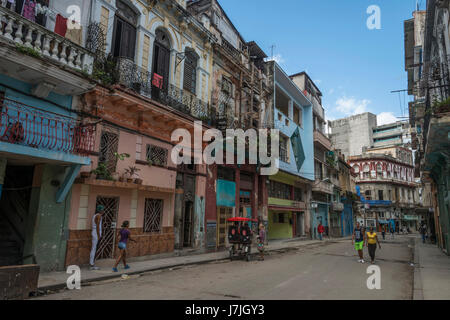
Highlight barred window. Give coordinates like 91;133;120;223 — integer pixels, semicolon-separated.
146;144;168;166
269;181;291;200
144;199;163;233
99;131;119;175
279;135;289;163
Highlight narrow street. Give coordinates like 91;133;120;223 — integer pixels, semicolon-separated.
37;236;414;300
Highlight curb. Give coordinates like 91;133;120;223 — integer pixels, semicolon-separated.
36;238;335;295
412;238;424;300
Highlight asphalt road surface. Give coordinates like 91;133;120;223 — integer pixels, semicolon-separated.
37;236;415;300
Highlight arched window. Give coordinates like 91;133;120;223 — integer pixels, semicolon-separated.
112;0;138;60
376;163;382;173
183;49;199;94
353;165;360;173
152;29;171;94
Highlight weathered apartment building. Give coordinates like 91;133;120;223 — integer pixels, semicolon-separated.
260;63;314;241
0;0;96;270
0;0;221;270
348;145;418;231
290;72;346;239
404;0;450;253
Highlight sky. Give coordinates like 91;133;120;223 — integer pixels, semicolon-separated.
218;0;424;127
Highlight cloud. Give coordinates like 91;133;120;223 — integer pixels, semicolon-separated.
335;96;371;116
314;79;322;85
328;88;335;95
265;54;285;64
377;112;398;125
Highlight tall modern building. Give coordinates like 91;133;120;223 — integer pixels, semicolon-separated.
329;113;411;158
328;113;377;158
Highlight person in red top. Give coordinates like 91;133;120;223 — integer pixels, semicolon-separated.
318;222;325;241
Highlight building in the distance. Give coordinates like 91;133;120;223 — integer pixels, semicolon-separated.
373;122;411;149
348;146;417;232
328;113;377;158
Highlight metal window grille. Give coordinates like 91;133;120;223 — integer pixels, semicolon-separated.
279;136;288;163
95;197;120;260
99;131;119;174
144;199;163;233
269;181;291;200
146;144;168;166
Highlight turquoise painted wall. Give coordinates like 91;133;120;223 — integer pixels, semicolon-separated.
0;74;74;115
23;164;72;272
217;179;236;207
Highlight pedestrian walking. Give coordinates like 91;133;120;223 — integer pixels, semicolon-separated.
381;225;386;240
113;221;136;272
352;222;365;263
390;226;395;240
420;224;427;244
257;223;266;261
365;227;381;264
90;205;105;270
318;222;325;241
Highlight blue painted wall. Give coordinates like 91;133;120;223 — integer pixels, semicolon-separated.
0;74;88;165
0;74;74;116
312;204;328;239
341;203;354;237
274;82;314;182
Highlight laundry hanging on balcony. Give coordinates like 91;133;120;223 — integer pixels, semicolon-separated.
22;0;36;22
54;13;68;36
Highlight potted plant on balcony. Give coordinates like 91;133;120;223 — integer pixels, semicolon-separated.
91;163;113;181
134;175;143;185
124;166;140;183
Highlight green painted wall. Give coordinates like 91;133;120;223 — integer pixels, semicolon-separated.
23;164;72;272
268;210;293;240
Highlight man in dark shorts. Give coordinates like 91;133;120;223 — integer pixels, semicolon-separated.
352;222;365;263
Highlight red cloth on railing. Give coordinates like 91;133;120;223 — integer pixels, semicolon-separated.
152;73;163;89
54;14;68;37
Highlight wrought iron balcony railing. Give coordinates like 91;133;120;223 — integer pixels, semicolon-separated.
114;57;216;122
0;98;95;156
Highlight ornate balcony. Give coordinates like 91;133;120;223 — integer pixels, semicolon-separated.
0;98;95;156
0;5;95;98
0;5;94;74
114;57;215;122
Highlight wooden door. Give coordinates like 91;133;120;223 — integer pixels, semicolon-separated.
217;207;233;248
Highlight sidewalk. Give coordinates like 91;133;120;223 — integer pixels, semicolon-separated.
38;236;348;292
413;236;450;300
